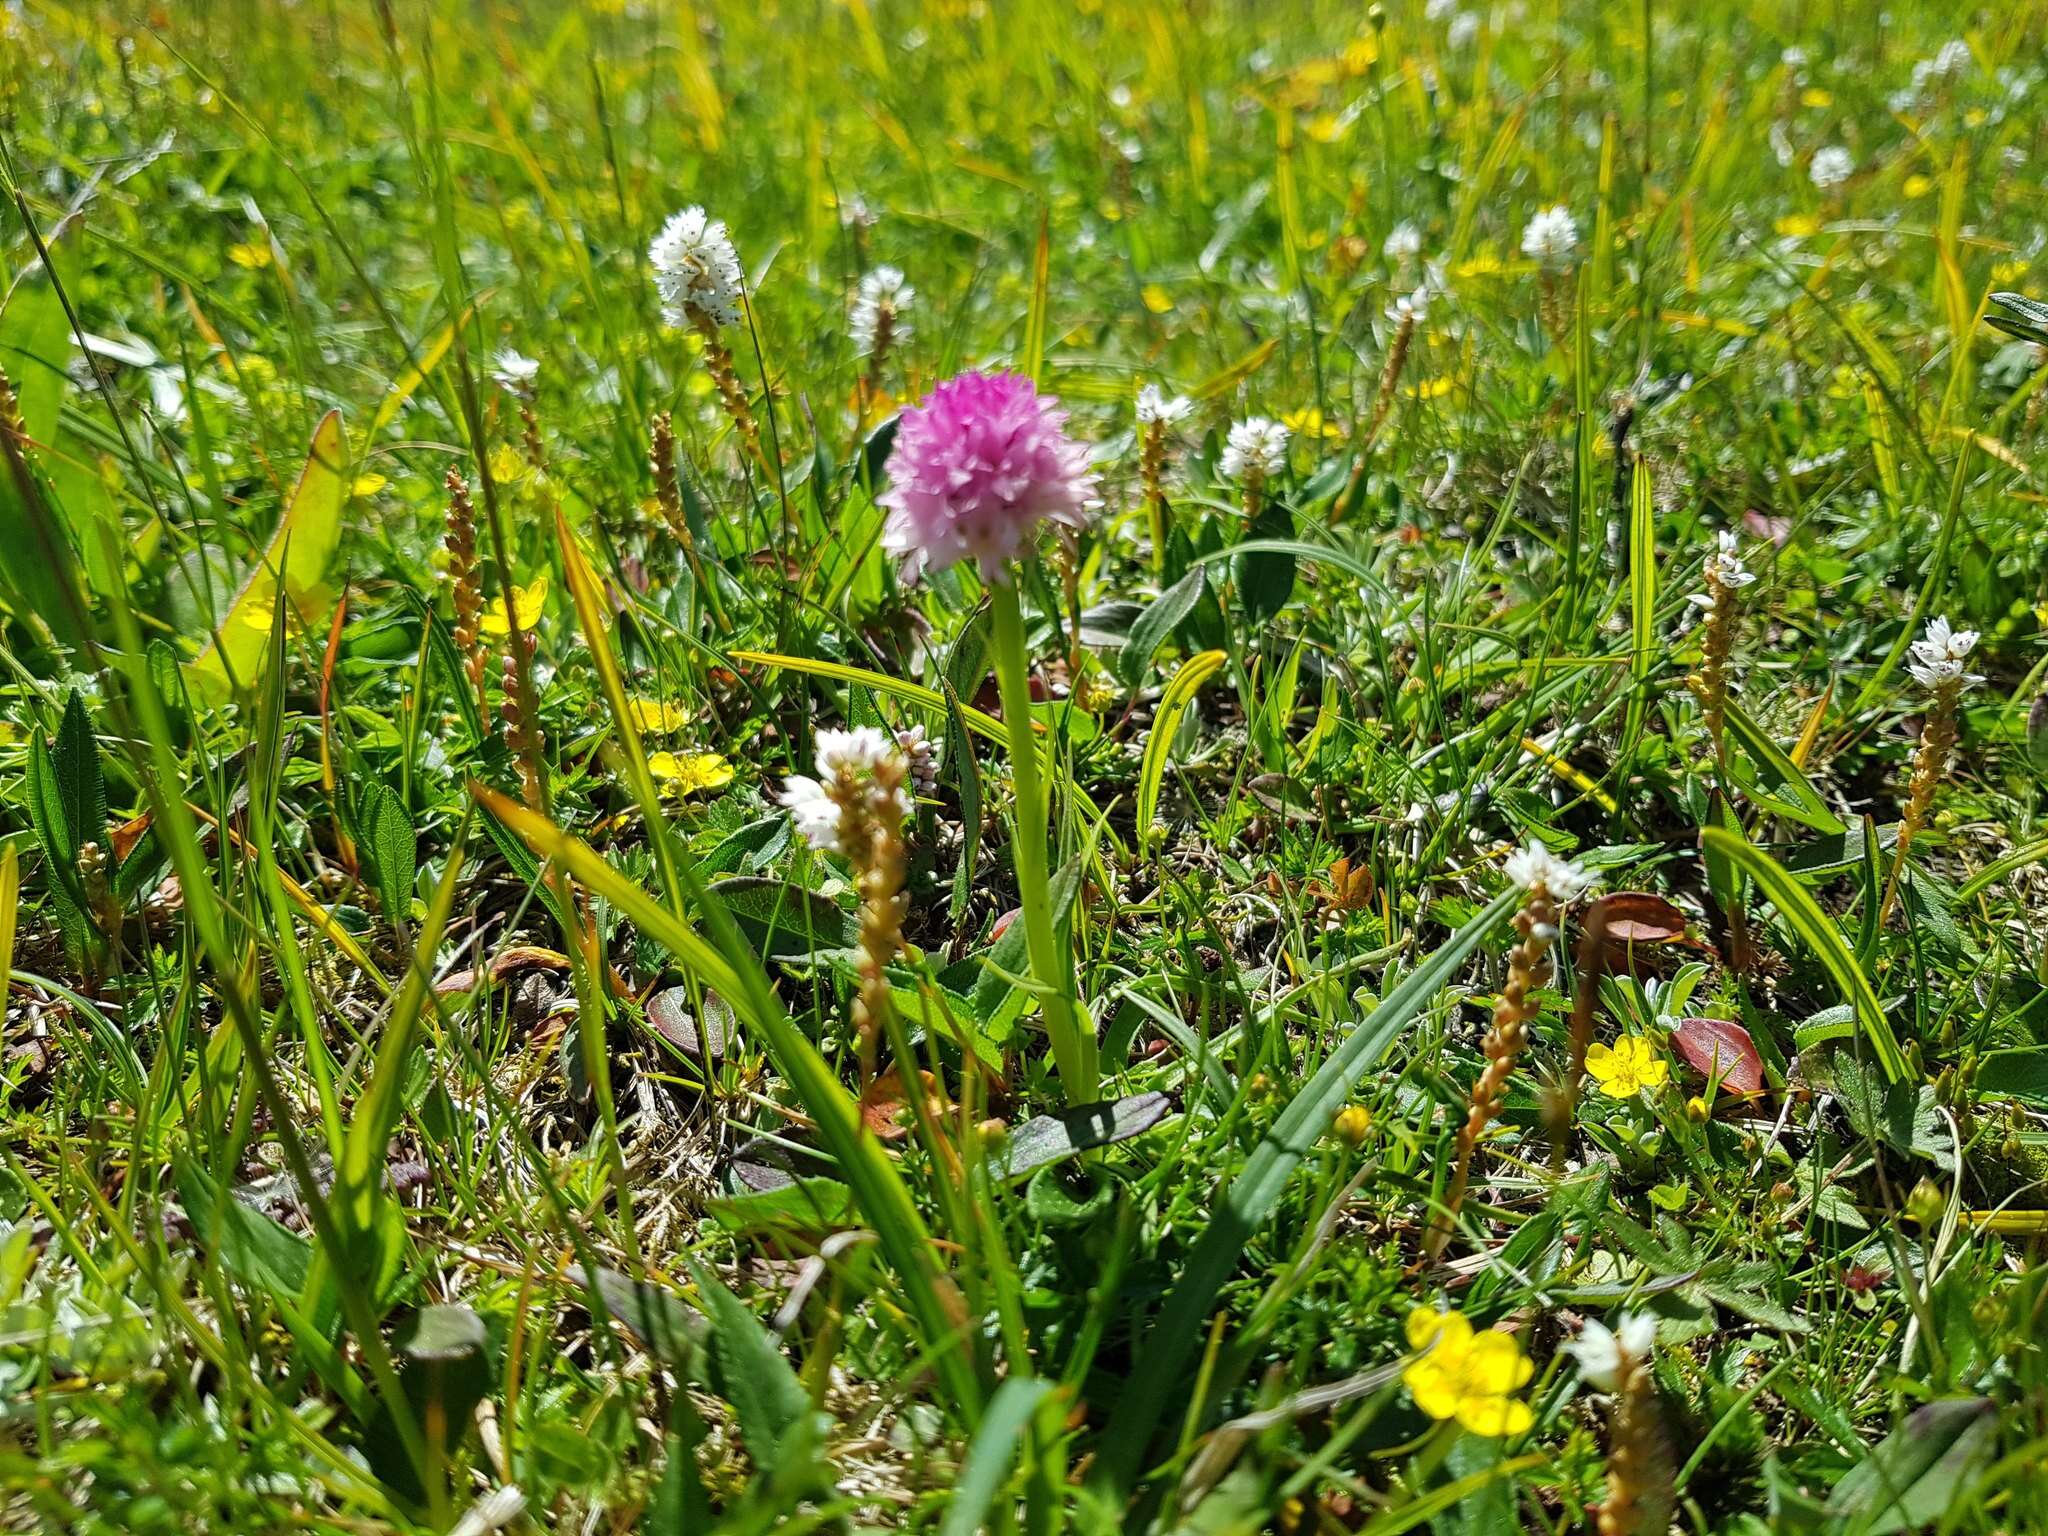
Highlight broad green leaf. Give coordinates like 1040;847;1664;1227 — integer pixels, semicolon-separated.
1824;1398;1996;1535
1116;566;1207;688
995;1092;1173;1183
356;781;417;920
187;410;349;701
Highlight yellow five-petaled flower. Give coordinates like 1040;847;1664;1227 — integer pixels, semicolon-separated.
1402;1308;1534;1437
1585;1034;1669;1099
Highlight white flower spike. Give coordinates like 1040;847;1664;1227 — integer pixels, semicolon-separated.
1221;417;1290;482
1907;615;1984;692
850;265;915;358
649;206;745;329
1521;205;1580;273
1137;384;1193;426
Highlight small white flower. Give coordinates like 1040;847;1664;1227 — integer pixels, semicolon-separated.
1906;615;1984;691
1503;841;1593;900
838;195;879;229
491;348;539;398
1136;384;1193;426
1780;45;1808;70
1221;417;1290;482
1386;286;1430;326
815;725;899;780
1425;0;1456;17
1447;10;1481;49
1569;1313;1657;1392
1383;221;1424;263
649;205;745;329
1520;204;1580;273
849;265;915;358
778;776;845;852
1704;528;1755;588
1809;146;1855;191
897;723;940;797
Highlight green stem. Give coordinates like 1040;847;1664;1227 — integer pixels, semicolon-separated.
989;578;1096;1103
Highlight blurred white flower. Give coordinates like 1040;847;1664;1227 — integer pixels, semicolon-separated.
1221;417;1290;482
491;348;539;399
1569;1313;1657;1392
1520;204;1580;272
1503;841;1592;900
850;265;915;358
1809;146;1854;190
1386;287;1430;326
1137;384;1193;425
1907;615;1984;691
450;1486;526;1536
1447;11;1481;49
649;205;744;329
1384;221;1424;263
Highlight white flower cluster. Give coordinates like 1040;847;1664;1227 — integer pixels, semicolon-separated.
1521;205;1579;273
1808;145;1854;190
649;205;745;329
1503;841;1593;901
850;265;914;358
778;727;908;853
1221;417;1290;482
1136;384;1193;426
1907;615;1983;692
1568;1313;1657;1392
491;348;539;399
1689;530;1756;611
1383;221;1424;264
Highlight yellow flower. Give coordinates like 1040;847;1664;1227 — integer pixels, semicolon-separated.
1403;1310;1534;1437
352;473;388;498
1280;407;1345;441
626;697;691;734
488;443;528;485
480;573;548;637
1586;1035;1669;1099
1774;214;1823;238
227;242;272;269
1800;87;1833;109
649;751;734;796
1141;284;1175;314
1902;174;1935;199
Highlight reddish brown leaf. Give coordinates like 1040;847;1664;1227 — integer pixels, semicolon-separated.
1591;892;1689;944
860;1068;945;1140
1671;1016;1764;1094
109;813;152;865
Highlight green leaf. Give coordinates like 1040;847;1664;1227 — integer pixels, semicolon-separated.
705;875;858;959
51;692;108;863
1699;827;1906;1082
186;410;350;701
356;782;418;920
940;1377;1057;1536
1088;886;1520;1497
1234;499;1298;624
687;1261;818;1482
1824;1398;1997;1535
1721;700;1846;835
996;1092;1173;1183
363;1305;496;1510
1118;567;1207;689
1137;649;1227;838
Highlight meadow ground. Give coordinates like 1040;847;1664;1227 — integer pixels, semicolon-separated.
3;0;2048;1531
